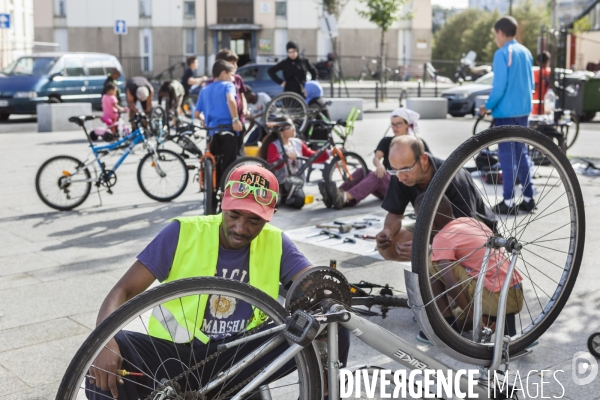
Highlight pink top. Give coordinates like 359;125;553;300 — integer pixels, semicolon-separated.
101;94;119;121
431;217;522;292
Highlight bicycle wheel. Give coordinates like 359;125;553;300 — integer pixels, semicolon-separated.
202;158;216;215
149;106;168;142
265;92;309;134
219;156;267;190
137;149;189;202
55;277;321;400
412;126;584;360
182;94;198;118
323;151;369;187
472;114;494;135
173;134;203;157
35;155;92;211
563;112;580;150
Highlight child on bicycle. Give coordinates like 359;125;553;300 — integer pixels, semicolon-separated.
258;118;329;208
194;60;243;187
101;82;128;134
414;193;524;344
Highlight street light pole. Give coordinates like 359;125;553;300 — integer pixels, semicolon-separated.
204;0;208;74
509;0;513;15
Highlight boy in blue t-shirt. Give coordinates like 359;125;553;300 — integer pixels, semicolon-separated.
194;60;244;191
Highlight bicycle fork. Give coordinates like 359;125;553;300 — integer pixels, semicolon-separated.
331;148;355;181
199;152;217;191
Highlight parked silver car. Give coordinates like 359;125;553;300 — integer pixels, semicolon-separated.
441;73;493;117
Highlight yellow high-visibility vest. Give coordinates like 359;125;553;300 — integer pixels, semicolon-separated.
147;213;282;343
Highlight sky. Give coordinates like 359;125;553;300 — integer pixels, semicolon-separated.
431;0;470;9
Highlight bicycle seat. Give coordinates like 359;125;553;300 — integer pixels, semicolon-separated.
68;115;96;126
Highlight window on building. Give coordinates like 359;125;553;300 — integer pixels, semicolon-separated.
184;1;196;17
140;28;153;72
184;29;196;55
140;0;152;17
54;0;66;17
275;0;287;17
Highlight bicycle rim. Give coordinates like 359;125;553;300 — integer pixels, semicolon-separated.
265;93;308;133
412;126;584;360
137;149;188;202
55;277;320;400
325;152;369;187
35;155;92;211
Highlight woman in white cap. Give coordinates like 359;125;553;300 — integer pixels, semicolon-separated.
319;108;421;209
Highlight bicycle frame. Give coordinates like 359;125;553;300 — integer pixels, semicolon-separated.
90;129;147;172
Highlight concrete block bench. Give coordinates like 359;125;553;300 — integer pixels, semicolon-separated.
37;103;93;132
324;98;363;121
406;97;447;119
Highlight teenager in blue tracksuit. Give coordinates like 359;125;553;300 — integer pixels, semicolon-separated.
479;16;535;215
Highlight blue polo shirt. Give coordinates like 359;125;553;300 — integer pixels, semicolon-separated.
485;39;534;119
195;80;236;136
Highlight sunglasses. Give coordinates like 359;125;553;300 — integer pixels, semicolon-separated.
226;181;278;206
387;159;419;175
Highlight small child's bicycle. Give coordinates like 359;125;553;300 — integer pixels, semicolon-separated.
35;113;190;211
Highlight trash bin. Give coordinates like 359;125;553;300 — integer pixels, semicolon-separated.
582;78;600;121
560;71;589;118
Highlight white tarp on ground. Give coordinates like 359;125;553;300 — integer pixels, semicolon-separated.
285;213;416;260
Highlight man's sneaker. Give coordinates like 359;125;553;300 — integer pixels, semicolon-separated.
416;331;432;345
318;181;332;208
326;182;345;210
493;200;518;215
519;198;536;213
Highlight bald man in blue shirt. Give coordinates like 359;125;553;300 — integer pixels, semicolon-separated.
480;16;535;215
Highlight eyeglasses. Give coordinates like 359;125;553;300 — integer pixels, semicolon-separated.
387;159;419;175
225;181;278;206
391;121;406;128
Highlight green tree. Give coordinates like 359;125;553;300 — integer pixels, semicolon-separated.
357;0;411;86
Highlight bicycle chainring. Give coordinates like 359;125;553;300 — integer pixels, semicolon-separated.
100;170;117;188
285;267;351;314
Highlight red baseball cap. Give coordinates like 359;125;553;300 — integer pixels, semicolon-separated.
221;164;279;221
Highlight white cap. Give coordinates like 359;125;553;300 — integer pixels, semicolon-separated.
136;86;150;101
390;108;420;133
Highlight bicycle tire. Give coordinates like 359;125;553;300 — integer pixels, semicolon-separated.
137;149;188;202
149;106;168;142
55;277;322;400
219;156;268;191
412;126;585;360
323;151;369;187
202;158;216;215
35;155;92;211
182;94;198;118
264;92;309;134
564;112;580;150
588;332;600;358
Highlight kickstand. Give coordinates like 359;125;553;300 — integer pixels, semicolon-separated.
95;184;103;207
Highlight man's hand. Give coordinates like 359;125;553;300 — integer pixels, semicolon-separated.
233;120;243;132
286;151;297;160
280;81;286;88
375;164;386;179
395;240;412;261
376;228;393;250
478;105;487;116
88;338;124;398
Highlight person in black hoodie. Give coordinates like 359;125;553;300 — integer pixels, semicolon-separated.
268;41;318;98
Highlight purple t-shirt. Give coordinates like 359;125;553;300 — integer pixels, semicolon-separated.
138;221;309;340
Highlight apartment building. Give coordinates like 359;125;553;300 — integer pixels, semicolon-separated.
32;0;431;77
0;0;35;68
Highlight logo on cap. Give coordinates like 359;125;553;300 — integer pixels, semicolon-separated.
239;172;270;189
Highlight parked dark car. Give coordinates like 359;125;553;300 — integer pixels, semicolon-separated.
441;72;493;117
237;63;284;97
0;52;125;121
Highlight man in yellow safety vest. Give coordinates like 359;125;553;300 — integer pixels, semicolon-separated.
85;164;350;399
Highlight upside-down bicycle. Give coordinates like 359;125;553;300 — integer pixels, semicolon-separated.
57;126;584;399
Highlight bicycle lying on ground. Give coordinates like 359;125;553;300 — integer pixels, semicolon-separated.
35;114;190;211
57;126;584;398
